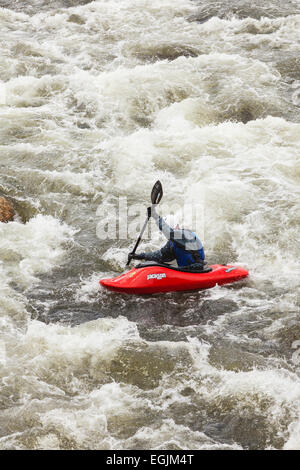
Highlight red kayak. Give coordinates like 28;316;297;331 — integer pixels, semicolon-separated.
100;264;249;295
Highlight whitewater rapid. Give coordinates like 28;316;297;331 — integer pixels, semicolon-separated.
0;0;299;450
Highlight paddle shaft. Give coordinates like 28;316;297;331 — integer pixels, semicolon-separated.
126;206;153;266
126;181;162;267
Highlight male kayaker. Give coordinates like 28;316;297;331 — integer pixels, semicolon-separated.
129;206;205;270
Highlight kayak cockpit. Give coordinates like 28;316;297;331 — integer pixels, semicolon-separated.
135;262;212;274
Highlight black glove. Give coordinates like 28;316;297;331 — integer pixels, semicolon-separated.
147;205;157;218
129;252;145;260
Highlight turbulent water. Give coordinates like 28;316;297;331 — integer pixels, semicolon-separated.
0;0;300;450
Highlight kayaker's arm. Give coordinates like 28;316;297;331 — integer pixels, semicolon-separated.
143;240;175;263
151;206;182;241
130;241;175;264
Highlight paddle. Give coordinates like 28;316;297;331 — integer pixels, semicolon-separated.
126;181;163;266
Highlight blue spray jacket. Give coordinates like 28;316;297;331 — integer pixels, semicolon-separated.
140;210;205;267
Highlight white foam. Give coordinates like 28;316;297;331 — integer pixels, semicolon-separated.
0;0;299;450
0;215;75;286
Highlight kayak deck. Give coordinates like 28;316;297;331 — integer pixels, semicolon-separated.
100;264;249;295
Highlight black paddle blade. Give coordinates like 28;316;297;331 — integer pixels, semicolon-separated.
151;180;163;205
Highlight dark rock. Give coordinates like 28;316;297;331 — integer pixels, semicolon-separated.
68;14;86;25
0;197;15;223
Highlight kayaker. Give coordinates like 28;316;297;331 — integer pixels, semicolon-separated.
129;206;205;269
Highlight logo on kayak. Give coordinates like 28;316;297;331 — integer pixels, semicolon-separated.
129;271;137;277
225;267;237;273
147;273;166;281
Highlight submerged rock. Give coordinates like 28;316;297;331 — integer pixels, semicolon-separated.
0;197;15;223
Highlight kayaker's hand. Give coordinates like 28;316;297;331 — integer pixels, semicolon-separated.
147;205;157;218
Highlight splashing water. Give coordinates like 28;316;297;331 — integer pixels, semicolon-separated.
0;0;299;450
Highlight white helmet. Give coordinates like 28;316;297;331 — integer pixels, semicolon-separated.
164;213;181;229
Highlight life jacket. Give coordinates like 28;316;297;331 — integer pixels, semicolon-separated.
170;230;205;267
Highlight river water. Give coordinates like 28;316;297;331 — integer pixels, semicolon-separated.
0;0;299;450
